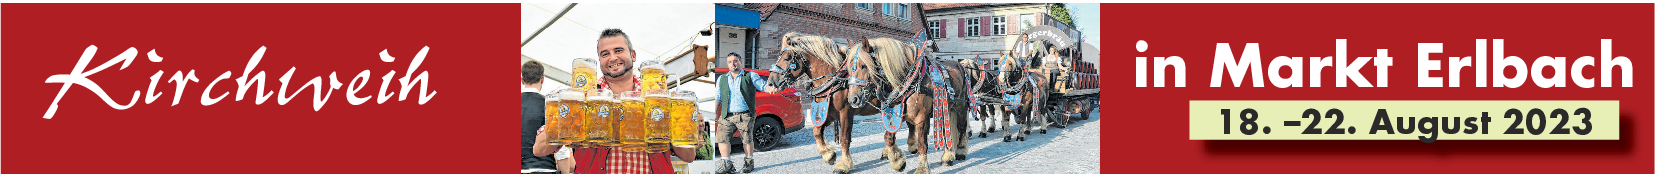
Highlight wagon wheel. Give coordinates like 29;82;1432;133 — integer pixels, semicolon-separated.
1070;99;1088;121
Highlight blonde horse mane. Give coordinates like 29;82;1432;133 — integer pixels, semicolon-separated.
861;37;916;87
781;32;845;69
999;51;1024;84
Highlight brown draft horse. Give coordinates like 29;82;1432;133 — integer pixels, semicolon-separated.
991;50;1049;142
841;37;970;174
959;56;1005;139
762;32;880;174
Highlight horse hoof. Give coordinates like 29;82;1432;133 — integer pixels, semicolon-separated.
1023;130;1030;135
1040;130;1048;134
978;133;987;138
944;160;954;166
912;166;930;174
889;152;907;171
822;151;838;165
820;146;839;164
1002;137;1012;142
987;128;996;133
835;156;854;173
941;151;957;164
1017;137;1026;141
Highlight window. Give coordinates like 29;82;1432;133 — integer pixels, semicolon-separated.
966;18;980;37
926;20;940;38
881;3;909;20
991;16;1005;35
897;4;909;19
882;3;892;15
857;3;871;10
1020;14;1037;30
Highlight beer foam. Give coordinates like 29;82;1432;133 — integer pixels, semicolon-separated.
639;60;664;71
587;95;616;102
572;58;600;69
559;91;585;100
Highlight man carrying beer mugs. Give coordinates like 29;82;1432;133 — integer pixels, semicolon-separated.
565;28;700;174
714;53;776;174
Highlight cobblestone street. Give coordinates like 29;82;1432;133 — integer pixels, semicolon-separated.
713;109;1099;174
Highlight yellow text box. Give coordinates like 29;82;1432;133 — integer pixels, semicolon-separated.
1189;100;1618;142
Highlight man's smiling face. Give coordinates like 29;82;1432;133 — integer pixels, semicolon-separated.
597;36;634;78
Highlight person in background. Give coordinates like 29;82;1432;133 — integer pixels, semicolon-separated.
523;60;573;173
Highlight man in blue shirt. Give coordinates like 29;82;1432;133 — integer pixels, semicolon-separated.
715;52;772;174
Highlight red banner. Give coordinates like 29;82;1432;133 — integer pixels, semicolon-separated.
3;4;519;173
1101;3;1653;173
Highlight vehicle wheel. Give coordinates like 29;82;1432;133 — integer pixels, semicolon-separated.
753;117;783;151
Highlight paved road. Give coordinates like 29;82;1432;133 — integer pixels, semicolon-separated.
715;109;1099;174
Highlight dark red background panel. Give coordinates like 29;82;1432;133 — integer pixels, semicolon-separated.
1100;3;1653;173
3;4;518;173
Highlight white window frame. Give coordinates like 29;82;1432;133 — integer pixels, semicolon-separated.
926;20;940;38
857;3;871;10
1019;14;1036;31
966;18;980;37
991;16;1005;35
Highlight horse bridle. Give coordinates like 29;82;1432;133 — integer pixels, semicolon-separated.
850;42;938;110
769;47;852;102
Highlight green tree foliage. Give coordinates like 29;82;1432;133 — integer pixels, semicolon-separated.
1049;3;1074;27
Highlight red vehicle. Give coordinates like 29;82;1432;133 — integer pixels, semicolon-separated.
711;68;804;151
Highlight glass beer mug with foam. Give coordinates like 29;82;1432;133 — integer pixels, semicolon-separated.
618;91;648;152
643;89;673;152
585;89;619;147
670;90;702;148
638;60;667;91
571;58;601;91
553;88;587;146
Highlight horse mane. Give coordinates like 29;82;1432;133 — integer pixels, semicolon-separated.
999;51;1024;85
863;37;915;87
781;32;844;69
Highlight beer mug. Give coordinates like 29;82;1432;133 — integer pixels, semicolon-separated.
638;60;667;91
669;90;703;148
544;88;562;145
571;58;601;90
643;89;673;153
618;91;648;152
585;89;620;147
554;88;588;146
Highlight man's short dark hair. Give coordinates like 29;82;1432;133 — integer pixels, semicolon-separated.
598;28;633;50
726;52;740;59
522;60;544;85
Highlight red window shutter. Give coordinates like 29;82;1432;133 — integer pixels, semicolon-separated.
939;20;948;38
1007;15;1019;35
956;18;964;37
1035;12;1045;26
979;16;991;36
